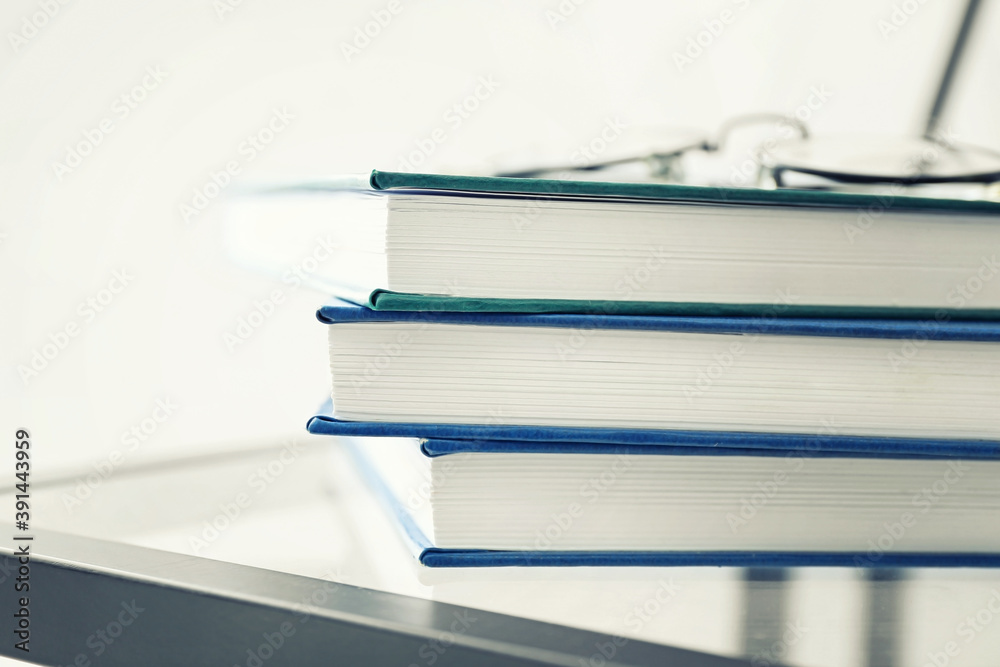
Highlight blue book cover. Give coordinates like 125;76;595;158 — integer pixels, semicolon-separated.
339;436;1000;568
308;402;1000;460
312;303;1000;457
316;302;1000;340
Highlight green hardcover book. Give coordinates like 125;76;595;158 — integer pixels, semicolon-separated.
234;170;1000;319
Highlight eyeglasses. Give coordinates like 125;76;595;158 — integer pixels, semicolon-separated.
495;112;1000;198
497;0;1000;199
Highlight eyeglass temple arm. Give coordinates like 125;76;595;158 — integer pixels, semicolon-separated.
924;0;983;141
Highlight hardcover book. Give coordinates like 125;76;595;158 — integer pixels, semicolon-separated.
311;303;1000;450
337;435;1000;568
229;170;1000;318
372;170;1000;317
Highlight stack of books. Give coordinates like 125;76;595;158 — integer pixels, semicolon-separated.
307;170;1000;567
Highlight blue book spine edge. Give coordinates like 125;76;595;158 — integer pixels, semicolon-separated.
339;434;1000;569
308;412;1000;461
341;437;434;557
418;550;1000;569
416;438;996;460
316;303;1000;342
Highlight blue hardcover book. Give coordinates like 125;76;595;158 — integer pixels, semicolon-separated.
339;435;1000;568
310;303;1000;457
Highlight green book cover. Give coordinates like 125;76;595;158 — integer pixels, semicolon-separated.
370;169;1000;214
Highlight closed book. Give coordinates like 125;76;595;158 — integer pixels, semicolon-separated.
369;170;1000;318
312;303;1000;449
228;170;1000;318
339;436;1000;567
